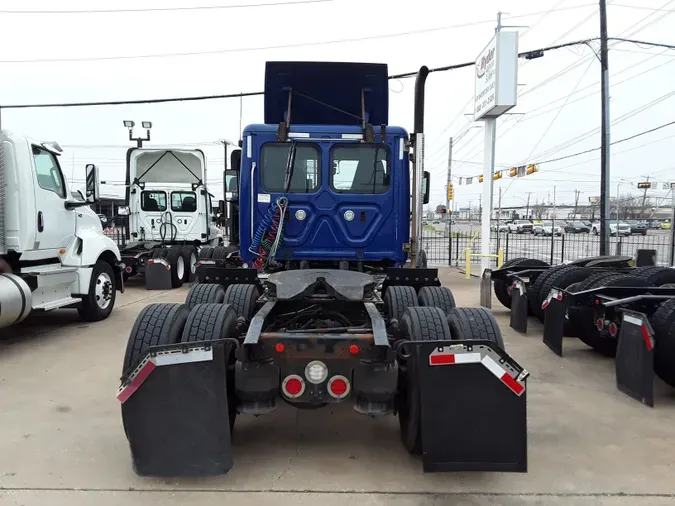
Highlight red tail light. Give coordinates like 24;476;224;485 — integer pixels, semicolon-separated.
327;375;350;399
282;375;305;399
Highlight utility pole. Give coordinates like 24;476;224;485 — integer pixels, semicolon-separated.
599;0;611;255
640;175;650;219
525;192;532;219
446;136;453;233
573;190;581;219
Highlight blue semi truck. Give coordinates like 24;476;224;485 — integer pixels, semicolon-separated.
118;61;529;477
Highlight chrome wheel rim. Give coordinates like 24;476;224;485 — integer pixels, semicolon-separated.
95;272;113;310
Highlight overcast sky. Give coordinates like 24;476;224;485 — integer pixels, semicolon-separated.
1;0;673;211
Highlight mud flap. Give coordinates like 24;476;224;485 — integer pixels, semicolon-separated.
542;289;567;357
414;340;528;472
145;259;173;290
118;341;232;477
480;269;492;308
509;279;528;334
615;311;655;407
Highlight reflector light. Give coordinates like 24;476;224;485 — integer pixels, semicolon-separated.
327;375;350;399
305;360;328;384
275;343;285;353
596;319;604;331
349;344;359;355
608;322;618;337
125;266;133;273
282;375;305;398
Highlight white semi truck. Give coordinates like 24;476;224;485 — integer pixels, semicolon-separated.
117;147;225;288
0;130;123;329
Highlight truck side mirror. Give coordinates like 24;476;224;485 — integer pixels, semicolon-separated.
85;163;100;203
422;171;430;205
230;148;242;172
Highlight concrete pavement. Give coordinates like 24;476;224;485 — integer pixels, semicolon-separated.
1;271;675;505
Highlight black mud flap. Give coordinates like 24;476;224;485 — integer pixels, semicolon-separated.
197;264;259;290
509;279;529;334
615;311;655;407
145;259;173;290
414;340;528;472
118;341;233;477
542;289;567;357
480;269;492;308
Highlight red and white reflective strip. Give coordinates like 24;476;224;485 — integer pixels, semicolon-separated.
116;347;213;403
623;314;654;351
541;289;563;310
428;346;526;396
147;258;171;270
512;280;525;296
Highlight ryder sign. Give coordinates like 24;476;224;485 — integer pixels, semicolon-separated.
474;31;518;120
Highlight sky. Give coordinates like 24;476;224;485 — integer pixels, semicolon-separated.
1;0;674;211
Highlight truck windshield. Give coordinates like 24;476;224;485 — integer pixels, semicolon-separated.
260;143;320;193
141;191;167;212
330;145;389;194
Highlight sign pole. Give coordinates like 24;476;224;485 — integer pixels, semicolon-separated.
670;184;675;266
481;119;496;274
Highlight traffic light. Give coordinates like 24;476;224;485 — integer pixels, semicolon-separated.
637;182;652;189
493;172;502;180
526;164;538;175
509;168;518;177
479;175;484;183
447;184;454;200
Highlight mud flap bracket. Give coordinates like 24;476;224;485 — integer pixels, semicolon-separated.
414;340;528;472
119;341;233;477
615;311;655;407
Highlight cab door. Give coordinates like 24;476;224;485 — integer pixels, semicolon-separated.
31;145;76;253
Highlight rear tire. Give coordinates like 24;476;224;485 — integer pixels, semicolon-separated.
211;246;227;260
418;286;456;314
198;247;214;260
78;260;117;322
180;246;198;283
166;246;184;288
185;283;225;308
634;266;675;287
224;284;260;321
122;303;191;372
152;248;168;259
494;258;549;309
530;265;591;322
651;299;675;387
446;307;505;351
416;249;428;268
383;286;417;322
181;303;240;431
575;273;653;357
397;306;452;455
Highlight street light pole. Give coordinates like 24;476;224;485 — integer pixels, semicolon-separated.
599;0;611;255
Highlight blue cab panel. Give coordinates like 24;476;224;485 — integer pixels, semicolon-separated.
264;61;389;126
239;124;410;266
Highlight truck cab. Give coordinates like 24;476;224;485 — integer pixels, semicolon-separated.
0;130;123;329
235;62;429;270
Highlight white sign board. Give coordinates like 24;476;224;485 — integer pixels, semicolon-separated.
474;31;519;120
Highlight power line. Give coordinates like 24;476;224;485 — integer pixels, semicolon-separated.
0;0;333;14
0;5;598;65
1;38;671;110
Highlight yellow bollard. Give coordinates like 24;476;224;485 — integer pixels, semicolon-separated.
465;248;471;279
497;248;504;268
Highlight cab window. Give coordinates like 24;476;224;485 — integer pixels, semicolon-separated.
141;191;167;212
330;145;390;194
171;191;197;212
32;146;66;198
260;143;320;193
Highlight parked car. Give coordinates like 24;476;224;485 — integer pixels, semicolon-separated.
563;221;590;234
590;221;631;236
662;219;671;230
625;220;648;235
508;220;533;234
490;222;509;233
533;222;562;236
